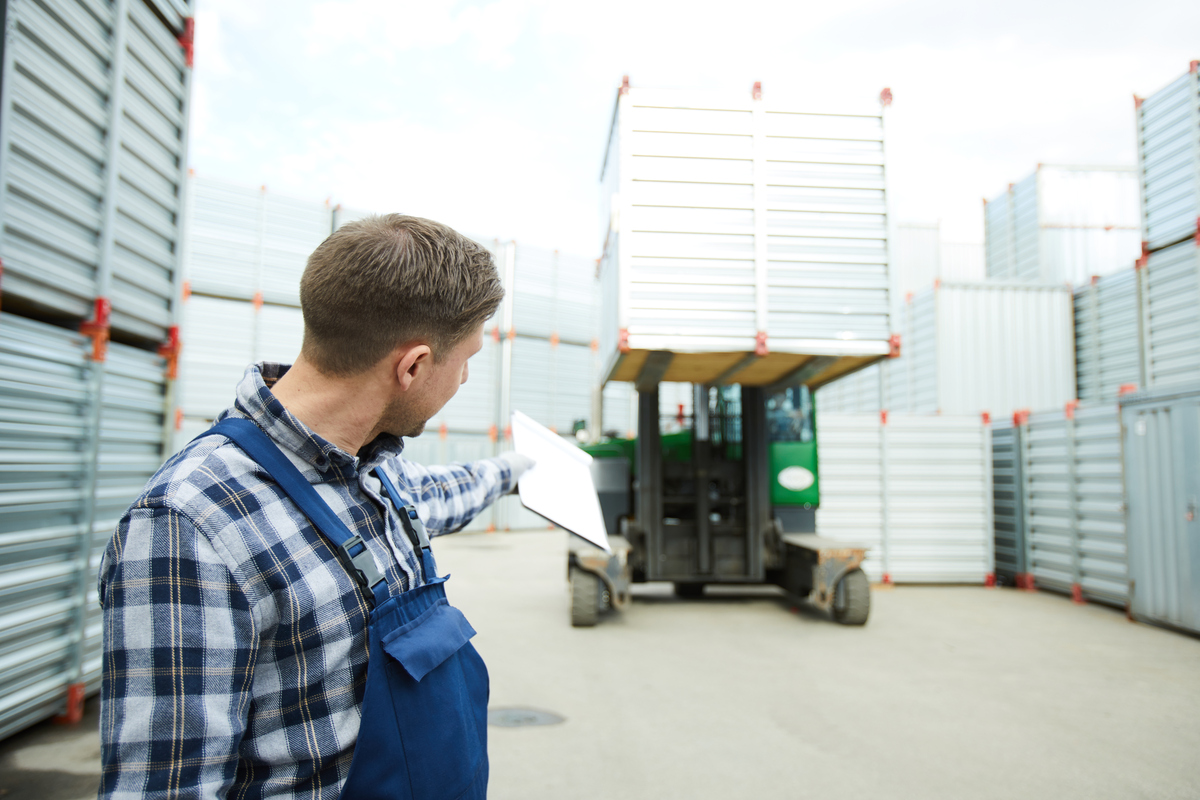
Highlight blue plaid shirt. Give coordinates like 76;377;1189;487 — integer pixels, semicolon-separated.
98;363;512;799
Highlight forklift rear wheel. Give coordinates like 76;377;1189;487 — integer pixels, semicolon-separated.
831;569;870;625
673;582;705;599
570;569;603;627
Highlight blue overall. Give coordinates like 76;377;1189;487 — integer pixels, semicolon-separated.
209;418;489;800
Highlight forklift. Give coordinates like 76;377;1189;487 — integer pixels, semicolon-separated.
569;379;870;627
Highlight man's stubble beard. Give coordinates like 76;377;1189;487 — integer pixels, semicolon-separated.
382;396;430;439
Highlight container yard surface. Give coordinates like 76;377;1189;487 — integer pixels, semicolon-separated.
3;530;1199;800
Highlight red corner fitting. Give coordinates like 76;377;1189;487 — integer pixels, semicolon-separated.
506;328;515;341
80;297;112;362
589;338;599;352
158;325;182;379
1133;94;1144;109
1194;216;1200;246
1013;408;1031;426
879;87;893;107
882;572;893;585
1118;383;1138;396
438;423;448;440
752;81;763;100
879;409;889;425
1065;399;1079;420
981;411;991;425
490;325;500;344
174;407;184;431
503;424;512;441
1135;240;1150;269
178;17;195;68
888;333;901;358
984;573;996;588
1015;573;1035;591
54;683;86;725
488;424;498;443
181;280;192;301
1071;583;1085;604
252;291;264;310
754;331;769;356
549;332;560;347
1191;60;1199;73
619;75;631;95
617;328;630;353
932;278;942;290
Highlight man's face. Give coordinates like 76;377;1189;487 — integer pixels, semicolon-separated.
384;323;484;439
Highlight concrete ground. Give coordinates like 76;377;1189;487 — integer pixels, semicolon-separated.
3;529;1199;799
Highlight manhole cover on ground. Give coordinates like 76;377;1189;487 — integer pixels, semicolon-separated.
487;707;565;728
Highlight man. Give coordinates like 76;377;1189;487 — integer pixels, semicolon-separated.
98;215;532;799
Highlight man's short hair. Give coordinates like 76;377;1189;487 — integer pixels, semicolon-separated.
299;214;504;376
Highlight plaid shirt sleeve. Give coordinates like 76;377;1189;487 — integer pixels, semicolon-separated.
386;456;514;537
98;501;256;799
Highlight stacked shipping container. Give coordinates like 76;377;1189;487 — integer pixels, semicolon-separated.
0;0;193;737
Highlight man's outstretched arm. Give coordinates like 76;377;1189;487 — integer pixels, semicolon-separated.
386;453;534;536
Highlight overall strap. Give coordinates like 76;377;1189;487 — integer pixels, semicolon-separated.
374;467;438;582
209;418;390;608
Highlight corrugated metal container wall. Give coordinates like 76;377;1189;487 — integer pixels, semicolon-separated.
1073;268;1143;402
598;84;892;387
813;362;882;413
86;343;168;687
1120;382;1200;634
183;176;332;304
985;166;1142;285
1020;404;1128;607
815;413;993;583
1140;239;1200;388
1136;65;1200;252
0;314;93;740
433;336;498;434
890;223;939;316
176;295;256;420
939;242;985;282
0;0;193;341
601;382;638;439
990;419;1026;585
876;283;1073;418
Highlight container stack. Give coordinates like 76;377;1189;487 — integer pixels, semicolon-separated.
984;164;1142;285
0;0;194;737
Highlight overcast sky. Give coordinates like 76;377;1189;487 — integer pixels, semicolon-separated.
188;0;1199;258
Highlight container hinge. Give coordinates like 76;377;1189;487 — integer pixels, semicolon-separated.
158;325;182;379
178;18;195;68
80;297;112;362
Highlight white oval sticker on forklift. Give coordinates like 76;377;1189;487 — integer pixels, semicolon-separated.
778;466;815;491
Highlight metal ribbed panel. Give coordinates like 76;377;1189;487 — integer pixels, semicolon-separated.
434;336;498;434
991;420;1025;584
176;295;255;419
813;415;886;580
1142;240;1200;388
0;0;116;319
0;0;190;339
1021;404;1128;607
1137;68;1200;252
550;342;593;433
885;416;991;583
984;190;1015;279
1121;382;1200;634
255;304;304;365
601;382;637;439
511;245;556;340
1011;173;1039;280
813;363;882;413
509;337;554;428
87;342;167;687
1074;268;1142;402
260;193;331;306
0;313;93;740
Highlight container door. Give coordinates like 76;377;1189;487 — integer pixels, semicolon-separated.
1124;398;1200;633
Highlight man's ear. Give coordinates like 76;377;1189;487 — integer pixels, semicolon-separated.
394;344;433;391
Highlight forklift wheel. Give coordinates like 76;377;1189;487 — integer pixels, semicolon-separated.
570;569;603;627
673;583;705;599
831;569;870;625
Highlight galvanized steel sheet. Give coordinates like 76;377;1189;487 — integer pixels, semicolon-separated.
1137;67;1200;251
1141;240;1200;388
1074;268;1143;402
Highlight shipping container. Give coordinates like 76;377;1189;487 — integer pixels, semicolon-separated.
984;165;1142;286
815;413;993;583
1074;268;1143;402
940;241;985;282
1139;239;1200;388
885;282;1076;419
0;0;193;341
1018;404;1128;607
0;314;94;739
1120;381;1200;635
814;362;883;413
597;81;893;390
1136;63;1200;252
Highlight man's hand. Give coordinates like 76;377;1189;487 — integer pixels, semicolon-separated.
496;451;535;491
